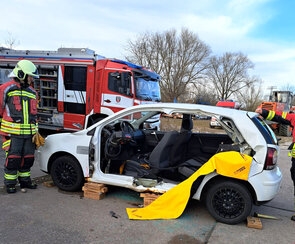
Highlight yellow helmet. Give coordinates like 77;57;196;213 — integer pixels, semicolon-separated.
12;60;39;80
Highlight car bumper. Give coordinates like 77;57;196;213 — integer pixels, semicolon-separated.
35;146;49;173
248;166;282;202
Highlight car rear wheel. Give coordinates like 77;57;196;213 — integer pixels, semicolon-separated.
205;180;252;225
51;155;84;192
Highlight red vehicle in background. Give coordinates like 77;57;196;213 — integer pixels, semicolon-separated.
210;100;240;128
0;47;161;131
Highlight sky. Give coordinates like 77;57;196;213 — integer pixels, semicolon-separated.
1;0;295;92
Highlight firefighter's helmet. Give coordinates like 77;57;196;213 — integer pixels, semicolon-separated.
12;60;39;80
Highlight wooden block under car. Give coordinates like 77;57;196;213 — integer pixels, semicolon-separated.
247;216;263;229
83;191;106;200
82;182;108;200
140;193;162;207
83;182;108;193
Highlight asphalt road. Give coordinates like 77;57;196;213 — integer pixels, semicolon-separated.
0;140;294;244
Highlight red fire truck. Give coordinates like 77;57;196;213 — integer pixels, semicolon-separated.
0;47;161;131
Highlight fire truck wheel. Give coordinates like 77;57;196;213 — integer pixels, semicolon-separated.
205;179;252;225
51;155;84;192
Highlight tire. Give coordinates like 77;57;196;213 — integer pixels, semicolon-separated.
205;180;252;225
51;155;84;192
279;124;292;137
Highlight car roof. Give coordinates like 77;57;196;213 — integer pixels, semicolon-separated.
128;103;250;118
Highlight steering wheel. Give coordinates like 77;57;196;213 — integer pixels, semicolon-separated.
119;121;137;146
120;121;135;134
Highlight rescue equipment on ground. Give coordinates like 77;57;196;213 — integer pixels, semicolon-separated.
253;212;279;220
126;151;252;220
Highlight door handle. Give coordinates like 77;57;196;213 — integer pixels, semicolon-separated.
104;99;111;103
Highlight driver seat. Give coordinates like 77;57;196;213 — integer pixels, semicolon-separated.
123;131;179;177
149;130;179;174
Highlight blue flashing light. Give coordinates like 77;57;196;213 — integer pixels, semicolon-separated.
111;59;142;69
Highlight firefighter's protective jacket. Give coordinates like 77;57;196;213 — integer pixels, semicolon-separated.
0;80;38;137
261;109;295;142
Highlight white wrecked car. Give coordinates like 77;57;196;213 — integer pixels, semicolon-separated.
36;103;282;224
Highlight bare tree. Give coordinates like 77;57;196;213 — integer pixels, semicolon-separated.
206;52;255;100
280;84;295;94
125;28;211;102
236;78;263;111
4;32;19;49
188;81;219;105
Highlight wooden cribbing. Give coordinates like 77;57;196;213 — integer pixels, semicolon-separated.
140;193;162;207
247;216;263;229
82;182;108;200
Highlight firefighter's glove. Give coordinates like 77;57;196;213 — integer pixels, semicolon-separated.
32;132;45;149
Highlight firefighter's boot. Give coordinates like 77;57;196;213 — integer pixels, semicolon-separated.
20;180;37;189
6;185;17;194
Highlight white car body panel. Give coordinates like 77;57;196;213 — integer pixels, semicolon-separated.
37;132;92;177
36;103;282;203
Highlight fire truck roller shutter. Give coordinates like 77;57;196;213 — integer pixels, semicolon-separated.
64;66;87;114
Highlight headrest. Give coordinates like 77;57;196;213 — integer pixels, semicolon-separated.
181;114;193;132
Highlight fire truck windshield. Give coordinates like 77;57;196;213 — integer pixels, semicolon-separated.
133;70;161;102
272;92;289;103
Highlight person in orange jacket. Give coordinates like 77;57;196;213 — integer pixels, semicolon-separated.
0;60;39;193
256;107;295;221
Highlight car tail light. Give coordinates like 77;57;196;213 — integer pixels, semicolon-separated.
212;117;216;121
264;147;278;170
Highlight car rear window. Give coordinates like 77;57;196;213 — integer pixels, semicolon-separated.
251;117;277;145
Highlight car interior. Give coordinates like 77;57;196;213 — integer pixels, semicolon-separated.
99;111;253;184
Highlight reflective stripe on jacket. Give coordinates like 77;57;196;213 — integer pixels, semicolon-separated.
261;109;295;142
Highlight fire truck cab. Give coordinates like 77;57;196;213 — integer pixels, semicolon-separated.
0;47;161;131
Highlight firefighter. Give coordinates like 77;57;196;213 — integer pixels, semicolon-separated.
0;60;39;193
255;107;295;221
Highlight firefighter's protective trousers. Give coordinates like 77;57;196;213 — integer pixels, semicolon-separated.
288;143;295;190
3;136;35;185
292;158;295;190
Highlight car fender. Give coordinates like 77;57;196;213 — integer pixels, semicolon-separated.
192;172;218;200
36;132;91;177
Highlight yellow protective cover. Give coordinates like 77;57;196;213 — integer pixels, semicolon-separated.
126;151;252;220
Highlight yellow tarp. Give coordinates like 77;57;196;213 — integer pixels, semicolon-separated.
126;151;252;220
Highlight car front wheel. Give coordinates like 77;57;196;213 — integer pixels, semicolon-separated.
51;155;84;192
205;180;252;225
